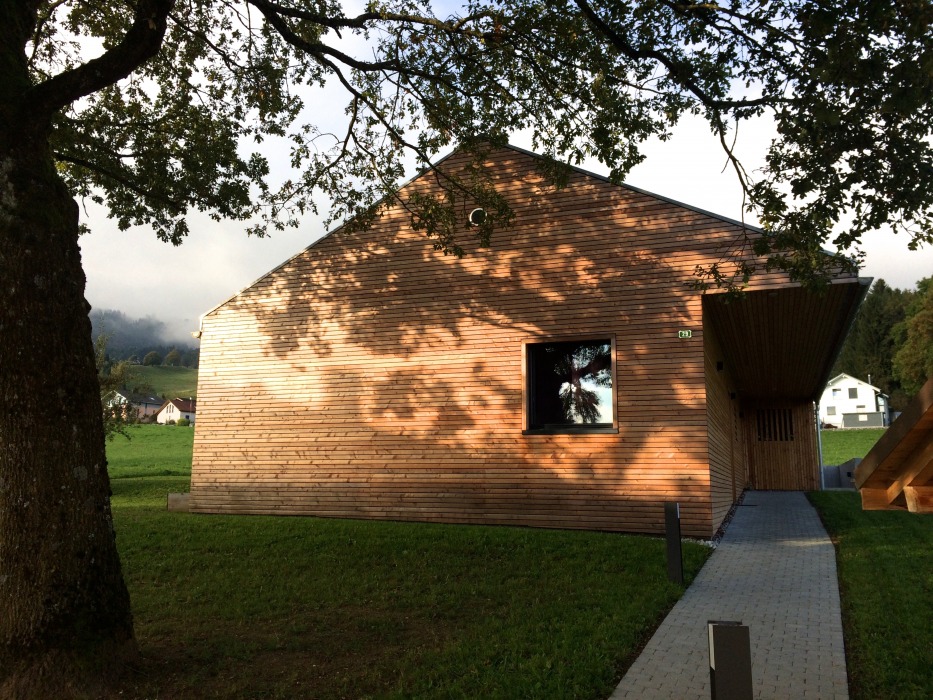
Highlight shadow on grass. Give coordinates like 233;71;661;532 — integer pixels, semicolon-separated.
110;489;710;699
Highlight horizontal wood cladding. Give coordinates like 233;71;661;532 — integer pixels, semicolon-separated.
704;315;745;531
191;147;804;537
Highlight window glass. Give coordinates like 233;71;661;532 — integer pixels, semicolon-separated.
826;406;836;415
848;387;858;399
527;340;612;430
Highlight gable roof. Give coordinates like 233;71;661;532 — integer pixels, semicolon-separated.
114;390;165;405
196;142;800;332
855;376;933;512
825;373;880;392
503;143;766;233
195;144;867;403
160;398;197;413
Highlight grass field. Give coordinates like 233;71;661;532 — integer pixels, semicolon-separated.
808;492;933;699
107;424;193;478
820;428;886;465
107;430;711;699
131;365;199;399
104;428;932;697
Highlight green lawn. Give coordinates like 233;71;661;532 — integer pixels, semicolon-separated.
107;424;193;478
107;431;710;699
808;492;933;699
132;365;199;399
820;427;886;465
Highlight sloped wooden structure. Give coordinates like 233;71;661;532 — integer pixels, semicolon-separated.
190;145;867;537
855;376;933;513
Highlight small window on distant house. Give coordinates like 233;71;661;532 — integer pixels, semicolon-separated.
849;388;858;399
858;414;868;422
826;406;836;415
525;338;615;433
832;388;841;398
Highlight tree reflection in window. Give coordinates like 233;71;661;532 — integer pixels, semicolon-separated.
527;340;612;430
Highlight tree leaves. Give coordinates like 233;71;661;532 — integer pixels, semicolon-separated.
893;278;933;394
23;0;933;281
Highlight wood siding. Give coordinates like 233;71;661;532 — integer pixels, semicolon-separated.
191;148;811;537
704;317;747;529
744;403;820;490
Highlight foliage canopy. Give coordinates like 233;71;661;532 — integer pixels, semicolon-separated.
833;277;933;407
893;278;933;394
32;0;933;282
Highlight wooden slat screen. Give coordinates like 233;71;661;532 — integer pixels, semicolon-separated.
755;408;795;442
744;403;819;490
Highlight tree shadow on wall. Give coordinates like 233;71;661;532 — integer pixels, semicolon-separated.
198;150;747;534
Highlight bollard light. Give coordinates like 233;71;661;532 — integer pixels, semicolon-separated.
708;620;753;700
665;502;683;584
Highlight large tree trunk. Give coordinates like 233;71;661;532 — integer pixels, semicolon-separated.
0;103;136;699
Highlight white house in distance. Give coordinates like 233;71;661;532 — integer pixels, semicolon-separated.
106;389;164;420
819;373;889;428
156;398;197;425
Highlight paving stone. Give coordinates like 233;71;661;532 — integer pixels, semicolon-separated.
610;491;848;699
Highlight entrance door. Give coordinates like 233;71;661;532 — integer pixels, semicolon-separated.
744;403;819;490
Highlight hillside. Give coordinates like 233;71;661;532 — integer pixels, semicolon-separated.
132;366;199;399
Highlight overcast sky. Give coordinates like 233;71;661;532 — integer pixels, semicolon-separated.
78;113;933;344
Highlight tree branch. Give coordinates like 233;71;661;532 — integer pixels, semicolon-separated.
56;151;184;214
248;0;490;35
572;0;785;110
26;0;174;119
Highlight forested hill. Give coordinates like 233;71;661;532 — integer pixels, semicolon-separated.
833;277;933;410
91;309;199;367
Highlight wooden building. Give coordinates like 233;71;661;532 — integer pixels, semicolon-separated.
189;146;868;537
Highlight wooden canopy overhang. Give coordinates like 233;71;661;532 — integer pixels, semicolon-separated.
855;376;933;513
703;279;870;402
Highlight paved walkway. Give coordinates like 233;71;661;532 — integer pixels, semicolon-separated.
610;491;848;699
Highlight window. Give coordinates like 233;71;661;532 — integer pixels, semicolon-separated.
832;388;841;398
525;338;615;433
826;406;836;415
755;408;795;441
848;387;858;399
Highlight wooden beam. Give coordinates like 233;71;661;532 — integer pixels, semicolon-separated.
884;433;933;505
856;376;933;489
859;488;900;511
903;486;933;514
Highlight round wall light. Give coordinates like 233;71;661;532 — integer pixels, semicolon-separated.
468;208;487;226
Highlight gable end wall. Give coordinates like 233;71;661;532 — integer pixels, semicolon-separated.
190;149;788;537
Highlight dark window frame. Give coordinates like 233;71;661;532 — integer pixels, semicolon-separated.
522;335;618;435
